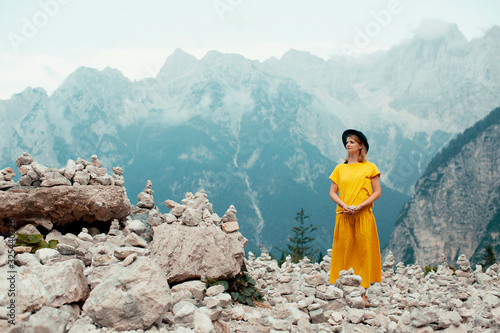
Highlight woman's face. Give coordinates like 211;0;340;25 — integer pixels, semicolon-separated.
345;136;362;154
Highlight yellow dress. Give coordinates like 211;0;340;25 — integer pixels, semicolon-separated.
329;161;382;288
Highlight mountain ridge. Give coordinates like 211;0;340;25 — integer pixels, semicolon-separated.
1;23;500;253
384;106;500;266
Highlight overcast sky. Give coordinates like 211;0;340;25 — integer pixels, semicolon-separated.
0;0;499;99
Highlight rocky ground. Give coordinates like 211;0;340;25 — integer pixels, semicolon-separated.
1;154;500;333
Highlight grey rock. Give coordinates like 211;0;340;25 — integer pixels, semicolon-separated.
15;253;41;267
113;246;149;259
410;307;431;328
170;204;187;217
181;207;203;226
123;253;138;266
19;175;32;186
0;186;131;226
37;259;89;307
31;162;48;176
206;285;225;297
221;205;238;222
72;170;90;185
347;308;365;324
75;157;90;167
309;308;325;323
67;319;100;333
90;155;102;168
0;180;16;190
148;208;166;227
171;280;206;301
340;273;362;286
112;174;125;186
64;159;77;180
112;166;123;175
316;285;343;300
151;223;246;284
16;152;34;167
40;171;72;187
193;309;215;333
9;265;50;313
27;169;39;181
83;257;172;331
16;224;42;235
125;219;148;234
29;306;76;333
89;175;114;186
35;248;61;264
346;295;366;309
173;301;197;324
124;232;148;248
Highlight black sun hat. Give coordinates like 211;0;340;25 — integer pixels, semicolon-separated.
342;129;369;153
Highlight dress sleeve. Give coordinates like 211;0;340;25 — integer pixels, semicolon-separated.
329;165;340;184
369;163;381;178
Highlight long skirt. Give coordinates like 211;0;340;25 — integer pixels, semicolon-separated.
329;210;382;289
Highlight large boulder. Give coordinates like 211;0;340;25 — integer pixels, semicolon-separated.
37;259;90;307
83;256;172;331
29;306;78;333
5;266;50;313
150;223;247;284
0;185;131;226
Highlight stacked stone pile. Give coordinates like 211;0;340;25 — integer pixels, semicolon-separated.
3;152;125;189
4;224;500;332
0;153;131;228
136;180;155;209
151;189;247;284
0;167;16;190
2;178;500;332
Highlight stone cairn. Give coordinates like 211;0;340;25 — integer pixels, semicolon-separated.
0;152;124;190
2;158;500;332
137;180;155;209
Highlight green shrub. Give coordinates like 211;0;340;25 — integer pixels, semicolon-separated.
423;264;456;276
15;233;58;253
207;262;264;307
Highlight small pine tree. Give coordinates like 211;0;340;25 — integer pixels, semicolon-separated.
482;244;497;271
280;208;319;264
316;249;324;264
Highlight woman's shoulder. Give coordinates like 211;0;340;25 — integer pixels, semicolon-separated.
363;161;378;168
334;161;348;169
362;161;381;177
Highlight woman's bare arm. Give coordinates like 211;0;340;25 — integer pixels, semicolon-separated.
329;181;352;214
352;175;381;213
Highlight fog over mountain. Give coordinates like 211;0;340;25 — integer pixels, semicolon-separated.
1;21;499;254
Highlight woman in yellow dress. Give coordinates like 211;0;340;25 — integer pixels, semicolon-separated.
329;129;382;306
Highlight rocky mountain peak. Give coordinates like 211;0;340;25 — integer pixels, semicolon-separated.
484;25;500;41
412;19;465;42
280;49;326;65
201;50;248;64
156;48;199;81
55;66;131;98
10;87;48;102
199;50;259;76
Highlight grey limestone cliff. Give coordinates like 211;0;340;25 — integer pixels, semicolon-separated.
383;107;500;266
